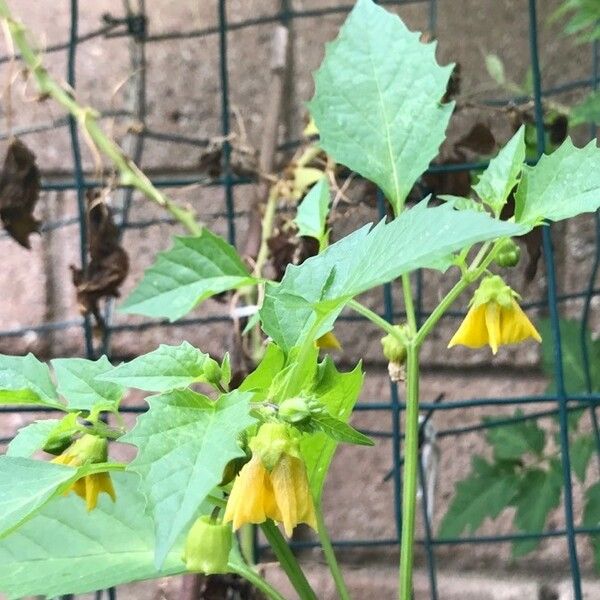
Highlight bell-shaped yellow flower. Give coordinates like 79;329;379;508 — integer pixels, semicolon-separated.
223;423;317;536
52;433;116;511
316;330;341;350
448;275;541;355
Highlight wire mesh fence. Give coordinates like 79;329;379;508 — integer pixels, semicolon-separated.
0;1;598;599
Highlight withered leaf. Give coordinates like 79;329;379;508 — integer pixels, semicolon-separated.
455;122;496;156
267;218;319;281
443;62;461;103
70;190;129;330
0;138;41;248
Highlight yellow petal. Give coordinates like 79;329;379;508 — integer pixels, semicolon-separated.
498;300;542;347
448;304;489;349
96;472;117;503
484;302;501;355
85;475;100;511
316;331;342;350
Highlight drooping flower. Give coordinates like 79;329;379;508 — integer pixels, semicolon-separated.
223;423;317;536
52;433;116;511
448;275;541;355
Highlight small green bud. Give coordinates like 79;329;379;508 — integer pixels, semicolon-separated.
203;357;222;385
182;516;232;574
494;238;521;268
381;324;410;365
56;433;108;465
279;397;311;424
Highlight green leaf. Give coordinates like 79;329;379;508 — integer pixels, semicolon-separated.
0;353;61;408
307;0;454;214
0;472;185;599
98;342;216;392
473;126;526;214
300;358;364;501
294;177;330;246
485;53;506;86
52;356;124;413
439;456;519;538
121;229;255;321
261;200;528;349
583;482;600;572
538;318;600;395
511;466;562;557
310;411;374;446
515;138;600;225
122;388;255;566
485;411;546;461
239;343;286;396
571;90;600;126
7;419;61;457
571;434;596;483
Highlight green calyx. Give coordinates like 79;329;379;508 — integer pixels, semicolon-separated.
494;238;521;268
250;422;300;470
182;515;232;575
279;397;311;424
472;275;517;309
61;433;108;465
381;324;411;365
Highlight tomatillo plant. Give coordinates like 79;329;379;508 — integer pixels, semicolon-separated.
1;1;600;599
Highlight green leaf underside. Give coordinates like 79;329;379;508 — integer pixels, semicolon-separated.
571;434;595;483
473;126;526;214
6;419;61;457
260;201;528;349
0;472;185;599
485;412;545;461
511;467;562;557
120;230;255;321
584;482;600;571
122;389;255;566
0;353;60;407
295;177;330;243
308;0;454;214
515;138;600;225
52;356;124;412
439;456;519;538
99;342;214;392
300;358;364;501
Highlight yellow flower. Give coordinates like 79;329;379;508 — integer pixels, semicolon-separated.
316;330;342;350
52;433;116;511
448;275;541;355
223;423;317;536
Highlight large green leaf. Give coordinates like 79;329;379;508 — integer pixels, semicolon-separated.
439;456;519;538
473;126;526;215
99;342;216;392
295;177;330;246
571;434;596;483
583;482;600;571
0;472;185;599
0;353;62;408
511;466;562;557
485;411;545;462
6;419;61;457
121;229;255;321
515;138;600;225
300;358;364;501
308;0;454;214
52;356;124;413
260;201;528;349
122;388;255;566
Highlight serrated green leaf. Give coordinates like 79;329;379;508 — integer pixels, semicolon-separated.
583;481;600;572
300;358;364;501
515;138;600;225
0;472;185;599
122;388;255;566
473;126;526;215
308;0;454;214
439;456;519;538
0;353;62;408
7;419;61;457
98;342;215;392
571;434;596;483
571;90;600;126
261;201;528;349
239;343;286;396
311;412;373;446
52;356;124;413
511;467;562;557
295;177;330;246
485;411;546;461
121;230;255;321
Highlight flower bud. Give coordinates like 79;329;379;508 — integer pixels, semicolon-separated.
381;324;410;365
57;433;108;466
182;516;232;575
472;274;515;308
494;238;521;268
203;357;222;386
279;397;311;424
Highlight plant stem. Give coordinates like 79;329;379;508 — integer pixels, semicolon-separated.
230;561;288;600
315;502;351;600
261;520;318;600
347;299;405;342
252;185;280;278
398;343;419;599
401;273;417;334
0;4;201;236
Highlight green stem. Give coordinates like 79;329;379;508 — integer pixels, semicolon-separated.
347;299;405;342
261;520;318;600
0;5;201;236
398;344;419;599
401;273;417;334
230;561;288;600
239;524;256;566
315;502;350;600
253;185;280;278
